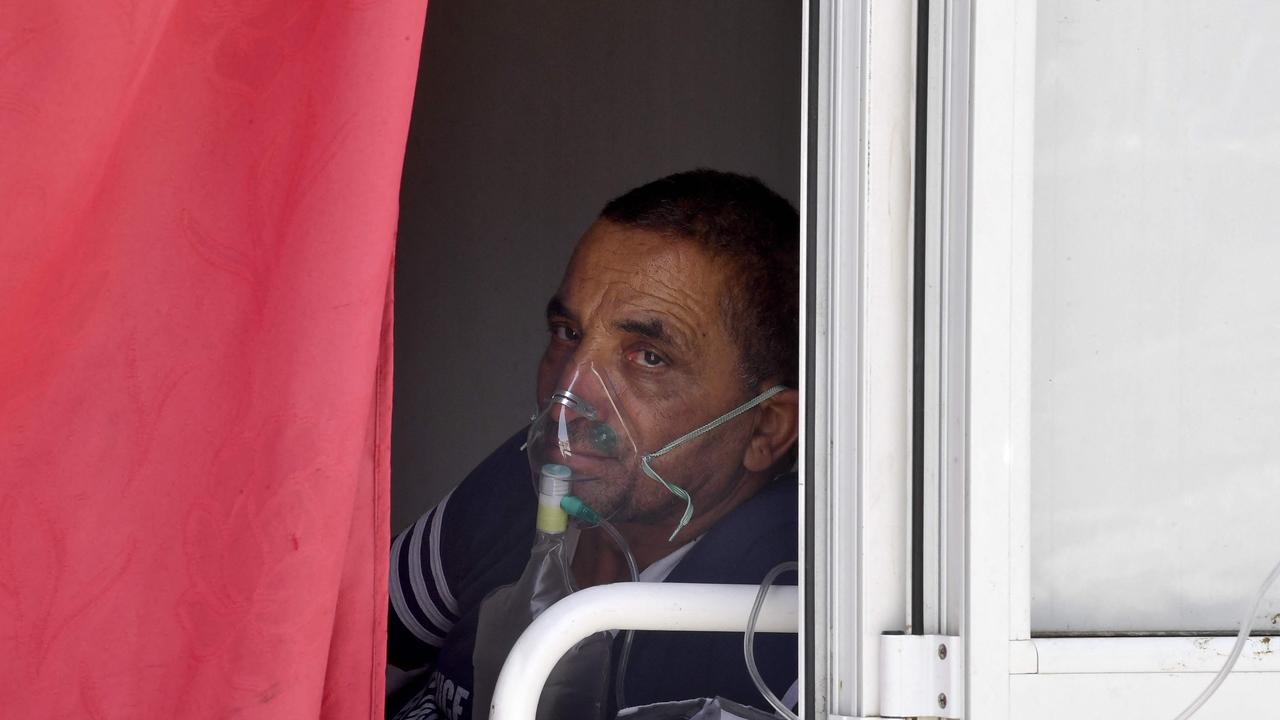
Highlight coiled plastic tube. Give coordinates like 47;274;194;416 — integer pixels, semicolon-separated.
560;496;640;711
1173;555;1280;719
744;561;799;720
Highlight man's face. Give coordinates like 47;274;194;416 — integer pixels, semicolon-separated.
535;220;757;525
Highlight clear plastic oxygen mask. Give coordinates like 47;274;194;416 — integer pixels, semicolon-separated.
526;362;640;492
527;360;786;540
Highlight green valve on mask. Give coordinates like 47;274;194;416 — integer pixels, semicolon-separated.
560;495;603;525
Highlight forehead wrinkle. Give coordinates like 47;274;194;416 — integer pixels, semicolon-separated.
641;268;712;316
616;251;721;320
560;278;704;358
561;224;733;352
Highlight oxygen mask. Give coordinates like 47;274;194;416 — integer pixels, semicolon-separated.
526;362;640;494
528;360;788;541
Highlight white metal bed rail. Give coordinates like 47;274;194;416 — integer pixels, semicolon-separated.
488;582;799;720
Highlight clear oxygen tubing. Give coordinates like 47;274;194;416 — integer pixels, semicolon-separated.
1172;554;1280;720
640;384;787;541
744;560;799;720
559;495;639;712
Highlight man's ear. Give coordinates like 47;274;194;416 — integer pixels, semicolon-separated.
743;388;799;473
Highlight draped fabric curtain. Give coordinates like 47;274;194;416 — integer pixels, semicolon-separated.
1;1;428;716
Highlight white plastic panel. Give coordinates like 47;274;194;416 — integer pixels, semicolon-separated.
804;1;915;715
1030;0;1280;633
1010;672;1280;720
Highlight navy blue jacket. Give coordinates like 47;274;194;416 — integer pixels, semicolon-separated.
387;431;797;720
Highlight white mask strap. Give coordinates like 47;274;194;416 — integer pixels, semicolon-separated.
641;384;788;540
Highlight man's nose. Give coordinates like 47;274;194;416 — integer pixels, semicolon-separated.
549;351;612;420
546;389;599;425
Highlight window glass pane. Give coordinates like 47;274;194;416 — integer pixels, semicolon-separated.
1031;0;1280;633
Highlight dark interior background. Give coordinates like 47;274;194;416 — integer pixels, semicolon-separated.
392;0;802;533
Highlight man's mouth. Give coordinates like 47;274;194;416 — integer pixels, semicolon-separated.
532;431;616;460
558;444;615;461
543;425;621;461
555;450;624;480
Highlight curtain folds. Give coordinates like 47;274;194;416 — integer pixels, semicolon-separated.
0;1;428;716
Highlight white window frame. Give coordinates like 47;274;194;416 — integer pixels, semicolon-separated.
954;0;1280;717
801;0;915;717
807;1;1280;717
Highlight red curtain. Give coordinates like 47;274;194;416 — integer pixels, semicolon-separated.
0;1;427;716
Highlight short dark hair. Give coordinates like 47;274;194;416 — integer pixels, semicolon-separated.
600;169;799;390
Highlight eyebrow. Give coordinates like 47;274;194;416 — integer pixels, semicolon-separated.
545;296;576;323
547;295;693;354
614;317;690;355
615;318;666;341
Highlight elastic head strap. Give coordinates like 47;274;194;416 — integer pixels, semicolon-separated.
646;385;788;462
639;457;694;542
641;384;789;540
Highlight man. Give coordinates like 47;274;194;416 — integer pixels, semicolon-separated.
388;170;800;720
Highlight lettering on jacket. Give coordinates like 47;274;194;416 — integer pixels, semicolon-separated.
395;670;471;720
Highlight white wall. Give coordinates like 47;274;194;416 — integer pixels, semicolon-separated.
1031;0;1280;633
391;1;802;533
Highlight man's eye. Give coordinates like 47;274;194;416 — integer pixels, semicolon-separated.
549;324;581;343
628;349;667;368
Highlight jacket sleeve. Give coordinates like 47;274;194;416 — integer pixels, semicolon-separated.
387;429;534;671
387;491;463;670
